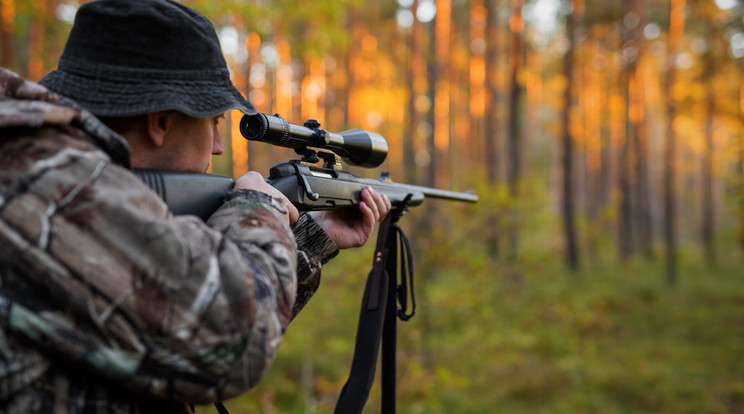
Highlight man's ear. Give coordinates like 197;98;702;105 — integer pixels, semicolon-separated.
145;111;172;147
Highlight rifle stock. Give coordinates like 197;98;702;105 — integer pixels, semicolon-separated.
135;169;235;221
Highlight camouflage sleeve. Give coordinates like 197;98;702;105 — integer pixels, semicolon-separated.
291;213;339;317
0;127;303;403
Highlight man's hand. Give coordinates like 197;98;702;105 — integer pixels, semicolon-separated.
234;171;300;225
309;186;392;249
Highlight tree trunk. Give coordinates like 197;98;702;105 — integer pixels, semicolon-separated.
405;0;421;184
28;0;46;81
506;0;524;264
485;0;501;186
426;10;437;190
618;101;634;262
740;47;744;258
582;39;604;264
664;0;686;286
485;0;501;259
245;32;261;172
618;0;636;262
739;2;744;258
702;35;716;266
631;0;653;258
561;0;581;270
434;0;451;190
0;0;15;70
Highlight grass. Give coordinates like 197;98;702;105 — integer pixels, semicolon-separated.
199;240;744;414
197;189;744;413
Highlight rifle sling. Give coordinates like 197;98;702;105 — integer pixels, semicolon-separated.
334;200;415;414
333;213;392;414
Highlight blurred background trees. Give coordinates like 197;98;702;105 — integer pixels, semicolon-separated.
2;0;742;272
2;0;744;412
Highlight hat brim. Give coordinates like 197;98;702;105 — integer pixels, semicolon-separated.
39;64;256;118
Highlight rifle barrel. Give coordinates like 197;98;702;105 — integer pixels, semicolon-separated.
401;183;478;203
361;179;478;204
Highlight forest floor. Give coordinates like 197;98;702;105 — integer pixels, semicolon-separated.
204;225;744;414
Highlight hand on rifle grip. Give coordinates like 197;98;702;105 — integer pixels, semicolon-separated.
235;171;300;225
310;186;391;250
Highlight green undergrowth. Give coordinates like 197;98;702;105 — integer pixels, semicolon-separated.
199;196;744;413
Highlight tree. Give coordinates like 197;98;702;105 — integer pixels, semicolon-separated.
405;0;422;185
618;0;637;262
630;0;653;258
506;0;525;265
702;28;716;266
1;0;15;70
562;0;582;270
664;0;686;286
485;0;502;260
739;2;744;257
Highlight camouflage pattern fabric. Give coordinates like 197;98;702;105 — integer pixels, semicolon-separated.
0;67;338;413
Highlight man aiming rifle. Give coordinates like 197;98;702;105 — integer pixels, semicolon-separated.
0;0;391;412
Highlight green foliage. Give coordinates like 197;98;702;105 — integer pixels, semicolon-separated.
197;207;744;414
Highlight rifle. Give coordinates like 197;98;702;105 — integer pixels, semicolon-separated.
135;113;478;414
136;112;476;221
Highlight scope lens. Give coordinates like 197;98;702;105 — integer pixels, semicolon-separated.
240;113;267;140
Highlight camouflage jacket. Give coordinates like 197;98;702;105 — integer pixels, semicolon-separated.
0;67;339;413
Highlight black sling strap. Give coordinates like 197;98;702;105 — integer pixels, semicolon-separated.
334;198;415;414
382;224;415;414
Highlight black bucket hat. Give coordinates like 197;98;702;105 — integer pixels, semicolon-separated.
39;0;256;118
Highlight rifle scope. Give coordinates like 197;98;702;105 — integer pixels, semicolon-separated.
240;113;388;168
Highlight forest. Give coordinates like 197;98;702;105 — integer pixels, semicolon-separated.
1;0;744;412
